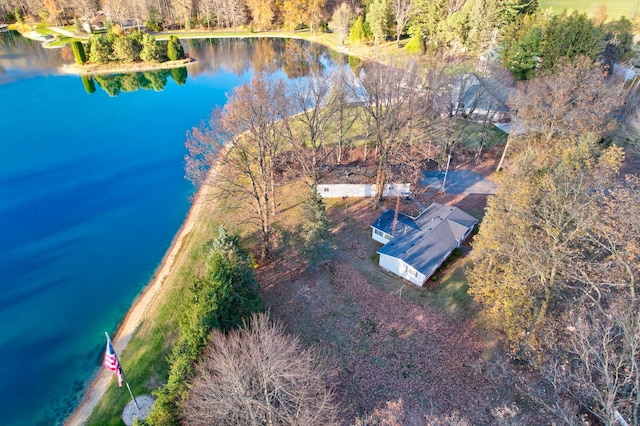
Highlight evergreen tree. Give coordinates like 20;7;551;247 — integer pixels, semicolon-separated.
465;0;500;54
14;7;23;23
140;34;166;63
167;35;185;61
300;187;332;268
147;227;262;425
366;0;392;46
500;20;543;80
71;41;87;64
349;15;367;43
112;36;139;62
407;0;445;53
88;36;111;64
540;11;604;71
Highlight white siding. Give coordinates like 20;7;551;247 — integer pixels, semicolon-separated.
378;254;427;286
317;184;411;199
372;228;391;244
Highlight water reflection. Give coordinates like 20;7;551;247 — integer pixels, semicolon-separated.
78;38;343;96
0;33;350;95
83;68;187;95
0;30;70;84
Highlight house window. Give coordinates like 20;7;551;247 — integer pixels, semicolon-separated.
374;229;384;237
407;267;418;277
323;187;329;192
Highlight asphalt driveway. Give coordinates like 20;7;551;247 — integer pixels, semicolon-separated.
421;170;498;195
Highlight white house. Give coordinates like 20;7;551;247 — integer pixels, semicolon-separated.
371;203;478;286
450;73;512;123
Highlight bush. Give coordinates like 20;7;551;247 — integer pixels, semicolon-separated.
166;35;184;61
140;34;166;63
71;41;87;64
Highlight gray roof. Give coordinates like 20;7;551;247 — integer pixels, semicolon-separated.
372;203;478;277
370;210;419;235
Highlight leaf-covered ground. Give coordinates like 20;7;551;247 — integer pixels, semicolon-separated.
258;164;522;423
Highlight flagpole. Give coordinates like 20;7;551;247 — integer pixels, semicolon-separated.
105;332;141;411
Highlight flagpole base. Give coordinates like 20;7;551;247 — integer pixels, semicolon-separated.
122;394;154;426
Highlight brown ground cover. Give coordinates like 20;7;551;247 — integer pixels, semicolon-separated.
258;152;520;423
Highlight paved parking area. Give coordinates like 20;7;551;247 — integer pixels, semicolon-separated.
421;170;498;195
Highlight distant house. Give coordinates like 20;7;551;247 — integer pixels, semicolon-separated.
83;13;108;33
450;73;512;123
371;203;477;286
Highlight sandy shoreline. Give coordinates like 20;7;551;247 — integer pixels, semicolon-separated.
65;171;215;425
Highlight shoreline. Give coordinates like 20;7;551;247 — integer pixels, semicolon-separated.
65;170;215;425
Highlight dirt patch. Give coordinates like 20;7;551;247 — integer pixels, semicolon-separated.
620;146;640;177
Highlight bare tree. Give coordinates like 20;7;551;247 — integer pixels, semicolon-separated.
510;57;624;144
329;66;360;165
391;0;413;48
182;313;340;426
353;59;432;200
330;2;355;45
198;0;215;28
185;75;290;259
497;56;625;171
284;68;337;184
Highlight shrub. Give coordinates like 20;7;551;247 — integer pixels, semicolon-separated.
71;41;87;64
166;35;184;61
88;36;111;64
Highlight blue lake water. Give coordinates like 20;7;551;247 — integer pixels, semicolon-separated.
0;32;344;425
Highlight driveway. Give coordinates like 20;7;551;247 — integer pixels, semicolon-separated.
421;170;498;195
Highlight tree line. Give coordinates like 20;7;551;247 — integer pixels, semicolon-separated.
70;32;185;65
185;60;459;259
2;0;637;80
467;58;639;424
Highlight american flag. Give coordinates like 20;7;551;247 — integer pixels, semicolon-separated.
104;339;123;387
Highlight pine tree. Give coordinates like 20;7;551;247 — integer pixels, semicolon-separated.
140;34;166;63
88;36;111;64
349;15;366;43
166;35;185;61
366;0;392;46
300;187;332;268
71;41;87;64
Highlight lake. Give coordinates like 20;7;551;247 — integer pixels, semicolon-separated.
0;32;345;425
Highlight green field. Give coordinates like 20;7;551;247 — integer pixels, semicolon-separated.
539;0;639;20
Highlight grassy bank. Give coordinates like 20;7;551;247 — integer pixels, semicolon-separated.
538;0;638;20
86;216;219;425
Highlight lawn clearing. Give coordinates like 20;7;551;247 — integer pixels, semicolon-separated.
538;0;637;20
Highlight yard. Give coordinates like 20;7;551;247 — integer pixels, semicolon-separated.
257;154;527;423
538;0;636;20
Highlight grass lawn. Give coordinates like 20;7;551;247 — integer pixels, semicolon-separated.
85;218;220;425
539;0;638;20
